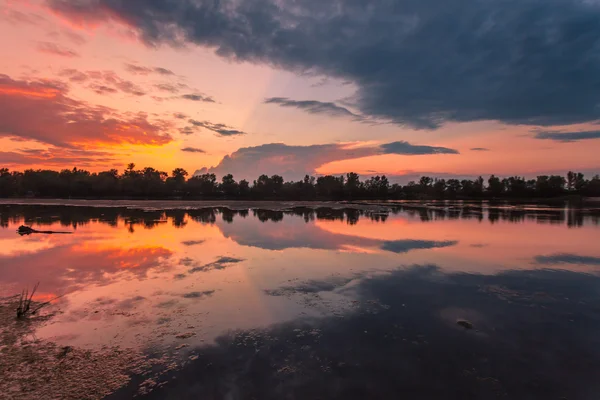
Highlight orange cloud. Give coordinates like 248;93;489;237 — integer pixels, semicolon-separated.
0;74;172;147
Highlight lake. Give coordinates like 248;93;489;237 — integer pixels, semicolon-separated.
1;201;600;399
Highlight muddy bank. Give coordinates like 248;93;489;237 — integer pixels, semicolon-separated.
0;296;148;400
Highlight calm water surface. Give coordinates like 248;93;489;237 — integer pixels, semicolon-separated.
1;202;600;399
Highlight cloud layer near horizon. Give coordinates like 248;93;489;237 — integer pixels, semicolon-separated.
48;0;600;129
194;141;458;180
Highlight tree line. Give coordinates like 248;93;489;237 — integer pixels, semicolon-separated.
1;165;599;199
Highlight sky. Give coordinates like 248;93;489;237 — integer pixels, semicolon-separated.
1;0;599;183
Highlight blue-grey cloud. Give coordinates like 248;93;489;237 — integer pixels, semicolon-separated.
189;120;247;136
381;141;459;155
182;290;215;299
534;253;600;265
188;256;245;273
534;130;600;142
124;63;174;76
470;147;490;151
195;141;458;180
48;0;600;129
181;94;215;103
179;126;197;135
264;97;361;119
381;240;458;253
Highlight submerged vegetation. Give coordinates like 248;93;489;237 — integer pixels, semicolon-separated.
16;282;38;319
1;167;599;200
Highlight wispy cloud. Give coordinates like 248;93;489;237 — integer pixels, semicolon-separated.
189;120;247;136
181;94;215;103
37;41;79;57
381;141;459;155
533;130;600;142
534;253;600;265
181;147;205;153
124;63;174;76
264;97;361;119
470;147;490;151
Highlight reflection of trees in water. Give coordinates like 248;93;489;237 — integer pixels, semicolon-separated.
118;266;600;400
0;203;597;230
397;202;598;228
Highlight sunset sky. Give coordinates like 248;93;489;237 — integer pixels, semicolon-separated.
1;0;599;182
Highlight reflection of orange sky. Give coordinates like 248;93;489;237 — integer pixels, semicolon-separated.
70;243;172;269
2;208;599;352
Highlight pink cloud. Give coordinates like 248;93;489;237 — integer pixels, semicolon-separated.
0;74;172;147
37;41;79;57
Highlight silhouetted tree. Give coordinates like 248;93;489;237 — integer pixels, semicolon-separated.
1;168;597;200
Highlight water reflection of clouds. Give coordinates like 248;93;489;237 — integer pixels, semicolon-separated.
129;265;600;400
0;242;173;296
1;203;599;358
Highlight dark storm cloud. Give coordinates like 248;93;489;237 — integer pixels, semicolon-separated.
533;130;600;142
48;0;600;129
264;97;361;119
189;120;247;136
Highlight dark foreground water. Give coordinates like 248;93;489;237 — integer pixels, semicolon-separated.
1;201;600;399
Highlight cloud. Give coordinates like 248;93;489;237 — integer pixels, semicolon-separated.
155;83;183;93
264;97;361;119
381;240;458;253
59;68;89;82
0;148;117;167
181;240;205;246
534;254;600;265
181;94;215;103
533;130;600;142
470;147;490;151
182;290;215;299
181;147;205;153
0;74;172;147
36;41;79;57
47;0;600;129
189;120;247;136
188;256;245;273
381;141;459;155
59;69;146;96
124;63;174;76
89;84;118;95
173;113;188;119
1;9;47;25
179;126;197;135
195;141;458;180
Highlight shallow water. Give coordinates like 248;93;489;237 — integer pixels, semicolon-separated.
1;202;600;399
